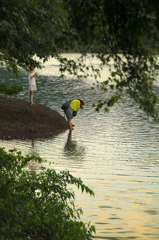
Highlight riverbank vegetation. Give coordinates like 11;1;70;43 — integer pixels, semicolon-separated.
0;148;95;240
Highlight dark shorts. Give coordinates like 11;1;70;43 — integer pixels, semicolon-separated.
64;107;73;120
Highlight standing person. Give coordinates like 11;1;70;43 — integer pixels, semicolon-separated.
61;99;85;132
27;66;37;107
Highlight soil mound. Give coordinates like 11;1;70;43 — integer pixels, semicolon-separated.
0;97;68;140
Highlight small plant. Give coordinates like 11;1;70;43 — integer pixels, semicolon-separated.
0;84;23;96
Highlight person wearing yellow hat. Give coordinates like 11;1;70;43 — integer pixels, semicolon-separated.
61;99;85;132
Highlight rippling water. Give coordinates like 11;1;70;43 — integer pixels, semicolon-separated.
0;54;159;240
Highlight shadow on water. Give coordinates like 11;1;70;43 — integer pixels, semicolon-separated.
64;132;85;160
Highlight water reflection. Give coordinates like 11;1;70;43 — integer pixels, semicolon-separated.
28;161;38;174
28;140;42;174
64;132;85;160
30;140;36;154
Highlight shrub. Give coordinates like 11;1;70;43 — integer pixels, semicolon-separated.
0;148;95;240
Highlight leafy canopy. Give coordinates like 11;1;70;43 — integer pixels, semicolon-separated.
64;0;159;119
0;0;68;72
1;0;159;118
0;0;69;96
0;147;95;240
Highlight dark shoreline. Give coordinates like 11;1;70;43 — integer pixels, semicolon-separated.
0;97;68;141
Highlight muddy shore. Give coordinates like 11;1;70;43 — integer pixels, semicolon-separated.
0;97;68;140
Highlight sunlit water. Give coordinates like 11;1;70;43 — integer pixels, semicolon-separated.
0;54;159;240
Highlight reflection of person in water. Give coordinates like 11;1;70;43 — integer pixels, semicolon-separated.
28;140;39;174
64;132;85;160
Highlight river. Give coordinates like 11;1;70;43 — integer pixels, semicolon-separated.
0;54;159;240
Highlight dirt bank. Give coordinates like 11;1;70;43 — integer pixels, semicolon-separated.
0;97;68;140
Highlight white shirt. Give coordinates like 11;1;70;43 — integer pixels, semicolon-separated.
28;72;36;86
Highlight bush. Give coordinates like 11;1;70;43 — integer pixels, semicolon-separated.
0;148;95;240
0;84;23;96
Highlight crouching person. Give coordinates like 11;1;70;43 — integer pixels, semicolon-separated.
61;99;85;132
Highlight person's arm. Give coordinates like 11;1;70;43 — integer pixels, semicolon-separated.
30;72;37;79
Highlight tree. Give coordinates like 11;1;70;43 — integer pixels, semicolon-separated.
1;0;159;118
0;0;69;95
62;0;159;119
0;0;68;72
0;147;95;240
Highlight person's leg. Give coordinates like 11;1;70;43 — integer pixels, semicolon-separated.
32;91;36;105
68;119;74;132
65;108;74;131
30;90;34;106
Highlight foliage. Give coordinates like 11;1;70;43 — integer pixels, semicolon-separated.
0;0;69;73
0;0;69;96
0;84;23;96
1;0;159;118
63;0;159;119
0;148;95;240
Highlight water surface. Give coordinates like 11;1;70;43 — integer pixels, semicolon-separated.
0;54;159;240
